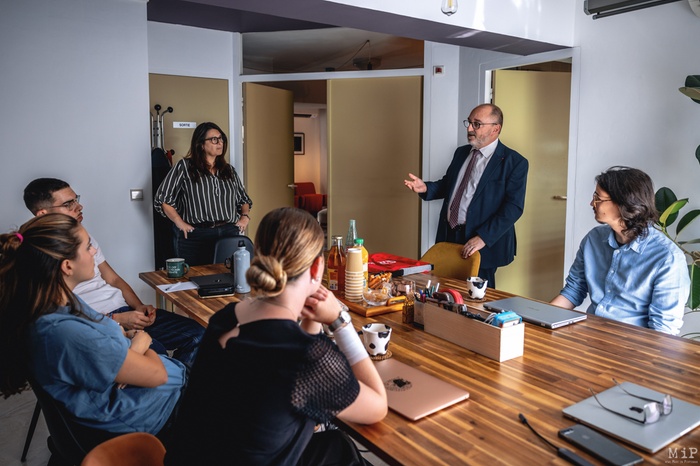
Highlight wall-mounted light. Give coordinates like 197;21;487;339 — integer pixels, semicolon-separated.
441;0;458;16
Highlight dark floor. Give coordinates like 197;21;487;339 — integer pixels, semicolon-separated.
0;388;387;466
0;389;51;466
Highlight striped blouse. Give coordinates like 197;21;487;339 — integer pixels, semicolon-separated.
154;158;253;225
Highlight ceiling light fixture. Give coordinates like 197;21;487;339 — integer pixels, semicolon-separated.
441;0;458;16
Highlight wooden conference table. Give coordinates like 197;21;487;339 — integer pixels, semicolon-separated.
140;265;700;465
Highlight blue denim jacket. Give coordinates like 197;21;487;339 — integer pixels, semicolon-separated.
560;225;689;335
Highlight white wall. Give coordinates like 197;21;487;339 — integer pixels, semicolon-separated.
571;2;700;335
293;108;324;191
571;2;700;251
0;0;155;300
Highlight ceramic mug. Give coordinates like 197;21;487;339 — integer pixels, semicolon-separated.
166;258;189;278
466;277;488;299
359;323;392;356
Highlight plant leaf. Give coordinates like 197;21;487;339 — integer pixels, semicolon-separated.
676;209;700;236
658;199;688;228
655;187;679;227
688;263;700;310
686;75;700;87
682;75;700;104
680;87;700;104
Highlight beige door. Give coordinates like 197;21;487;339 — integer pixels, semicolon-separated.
149;74;229;165
493;70;571;300
327;77;422;258
243;83;295;240
148;74;229;268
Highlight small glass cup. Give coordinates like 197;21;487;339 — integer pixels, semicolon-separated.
394;279;415;323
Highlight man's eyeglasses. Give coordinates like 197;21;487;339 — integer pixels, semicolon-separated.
592;192;612;208
47;195;81;211
463;119;499;130
204;136;224;145
589;379;673;425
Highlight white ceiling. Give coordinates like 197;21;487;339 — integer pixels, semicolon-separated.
147;0;567;74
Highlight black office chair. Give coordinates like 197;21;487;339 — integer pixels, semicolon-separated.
21;400;42;462
29;379;119;466
213;236;255;264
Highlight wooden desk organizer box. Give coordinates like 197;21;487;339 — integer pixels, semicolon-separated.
420;301;524;362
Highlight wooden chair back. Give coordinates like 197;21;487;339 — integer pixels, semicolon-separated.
420;242;480;280
81;432;165;466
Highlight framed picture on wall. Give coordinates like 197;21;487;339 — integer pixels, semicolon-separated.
294;133;305;155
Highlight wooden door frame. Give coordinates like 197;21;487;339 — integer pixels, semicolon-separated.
478;47;580;276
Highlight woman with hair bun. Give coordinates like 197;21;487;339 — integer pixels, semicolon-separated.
0;214;186;443
166;207;387;466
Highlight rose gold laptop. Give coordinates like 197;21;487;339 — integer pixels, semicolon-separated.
374;358;469;421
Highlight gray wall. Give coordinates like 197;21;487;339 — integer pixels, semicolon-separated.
0;0;154;300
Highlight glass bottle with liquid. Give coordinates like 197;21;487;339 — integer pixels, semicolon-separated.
345;219;358;251
327;235;346;293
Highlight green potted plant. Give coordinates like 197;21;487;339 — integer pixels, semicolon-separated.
655;75;700;339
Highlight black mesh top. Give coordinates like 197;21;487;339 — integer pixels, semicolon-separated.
164;303;360;466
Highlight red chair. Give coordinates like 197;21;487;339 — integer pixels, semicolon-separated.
294;182;326;216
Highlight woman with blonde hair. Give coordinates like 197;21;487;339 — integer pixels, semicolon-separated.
166;207;387;465
0;214;186;448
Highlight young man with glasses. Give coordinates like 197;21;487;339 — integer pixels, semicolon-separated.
550;166;689;335
404;103;529;288
23;178;205;366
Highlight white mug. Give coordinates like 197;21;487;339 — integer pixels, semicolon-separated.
466;277;488;299
359;323;392;356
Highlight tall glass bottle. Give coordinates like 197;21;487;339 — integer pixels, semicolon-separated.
345;219;358;251
327;235;345;293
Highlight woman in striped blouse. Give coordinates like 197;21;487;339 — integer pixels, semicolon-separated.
154;122;253;266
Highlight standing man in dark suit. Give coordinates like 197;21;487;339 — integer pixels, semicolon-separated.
404;104;528;288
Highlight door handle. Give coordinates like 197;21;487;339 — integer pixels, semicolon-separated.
287;184;297;189
552;195;567;201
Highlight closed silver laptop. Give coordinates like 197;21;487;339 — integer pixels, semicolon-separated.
563;382;700;453
484;296;587;329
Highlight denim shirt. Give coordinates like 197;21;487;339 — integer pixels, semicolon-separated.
28;299;186;433
560;225;689;335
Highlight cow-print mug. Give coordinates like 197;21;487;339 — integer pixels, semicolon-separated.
359;323;392;356
466;277;488;300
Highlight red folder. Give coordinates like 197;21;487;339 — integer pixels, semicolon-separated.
368;253;433;277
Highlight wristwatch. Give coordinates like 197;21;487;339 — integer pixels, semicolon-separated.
328;310;351;332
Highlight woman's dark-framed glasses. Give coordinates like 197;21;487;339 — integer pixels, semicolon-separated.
204;136;224;145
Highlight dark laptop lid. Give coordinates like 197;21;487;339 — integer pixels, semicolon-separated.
484;296;587;329
189;273;235;289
